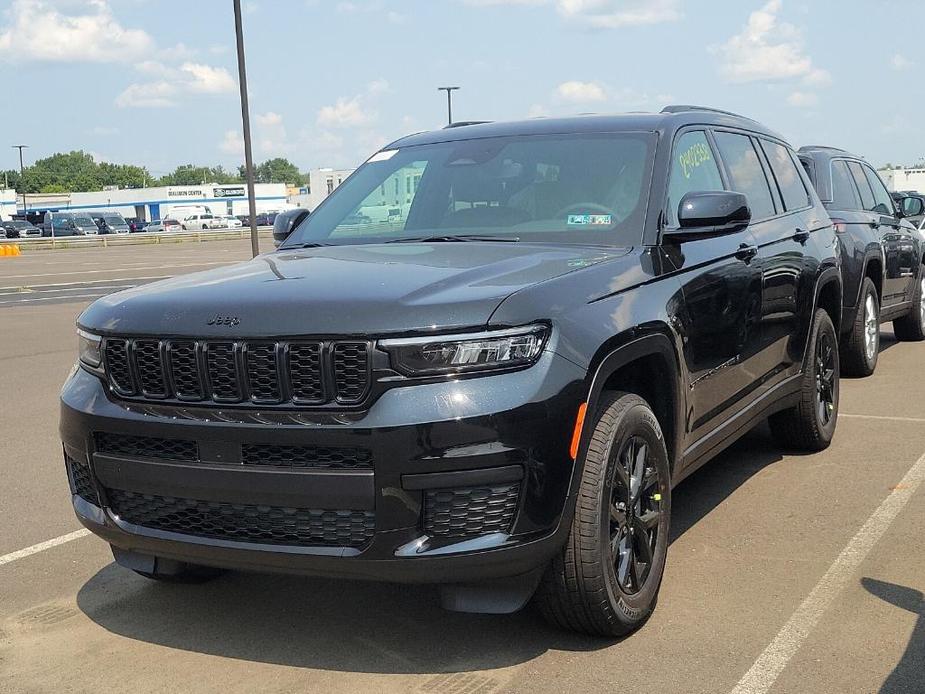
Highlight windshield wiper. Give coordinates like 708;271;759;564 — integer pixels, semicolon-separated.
284;241;332;249
384;234;519;243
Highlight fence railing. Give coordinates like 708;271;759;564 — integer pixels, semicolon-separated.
0;227;274;251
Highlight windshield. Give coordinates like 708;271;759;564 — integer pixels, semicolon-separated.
74;216;95;227
103;216;125;225
283;132;656;248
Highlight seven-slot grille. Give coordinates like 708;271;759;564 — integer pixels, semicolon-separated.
102;338;371;407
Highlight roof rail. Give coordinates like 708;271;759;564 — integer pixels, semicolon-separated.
798;145;850;153
443;120;492;129
661;104;752;120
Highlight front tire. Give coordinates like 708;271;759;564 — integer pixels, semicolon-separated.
893;269;925;341
769;309;839;451
840;277;879;377
537;392;671;637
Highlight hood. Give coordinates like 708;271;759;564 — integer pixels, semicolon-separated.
79;242;628;336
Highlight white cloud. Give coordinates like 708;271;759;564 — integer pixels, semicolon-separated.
0;0;152;63
255;112;283;127
318;96;374;127
115;81;178;108
219;129;244;155
464;0;681;27
366;78;390;95
180;62;236;94
713;0;828;85
891;53;913;71
786;90;817;107
555;80;607;103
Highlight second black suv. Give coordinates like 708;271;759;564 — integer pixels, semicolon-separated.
61;106;840;637
799;147;925;376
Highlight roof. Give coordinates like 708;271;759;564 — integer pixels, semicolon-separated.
385;106;787;149
798;145;861;161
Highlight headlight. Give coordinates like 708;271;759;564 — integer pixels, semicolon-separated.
381;325;548;376
77;329;104;374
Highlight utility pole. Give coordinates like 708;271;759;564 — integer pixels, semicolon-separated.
233;0;259;258
11;144;28;212
437;86;460;126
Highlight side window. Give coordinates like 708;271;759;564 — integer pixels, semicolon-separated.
847;161;876;211
665;130;724;226
863;165;896;216
830;160;861;210
713;131;776;220
761;140;810;211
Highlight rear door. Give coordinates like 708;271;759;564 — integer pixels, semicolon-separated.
666;129;765;442
847;161;906;308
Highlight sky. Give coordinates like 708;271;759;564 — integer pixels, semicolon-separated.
1;0;922;177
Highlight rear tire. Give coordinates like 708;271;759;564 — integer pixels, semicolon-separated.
893;269;925;341
769;309;839;451
537;392;671;637
840;277;879;377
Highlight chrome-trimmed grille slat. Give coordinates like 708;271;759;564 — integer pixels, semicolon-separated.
101;337;370;408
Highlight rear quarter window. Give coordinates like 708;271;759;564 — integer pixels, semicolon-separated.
830;160;861;210
761;140;810;211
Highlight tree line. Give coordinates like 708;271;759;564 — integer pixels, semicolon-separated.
1;151;306;194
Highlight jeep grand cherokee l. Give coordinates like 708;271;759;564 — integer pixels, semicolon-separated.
798;146;925;376
61;106;841;636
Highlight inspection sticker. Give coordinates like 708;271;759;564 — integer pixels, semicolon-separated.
567;214;613;226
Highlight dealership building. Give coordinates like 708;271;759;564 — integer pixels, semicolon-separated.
881;167;925;194
13;183;289;222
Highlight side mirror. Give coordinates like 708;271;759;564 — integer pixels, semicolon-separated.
899;195;924;219
665;191;751;242
272;208;309;246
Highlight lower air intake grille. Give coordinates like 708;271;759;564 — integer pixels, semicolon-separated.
66;454;97;505
106;488;375;547
241;444;372;469
95;433;199;462
423;483;520;539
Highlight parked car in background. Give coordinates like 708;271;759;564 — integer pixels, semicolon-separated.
125;218;148;233
42;212;99;237
90;212;130;235
144;219;181;233
63;107;842;637
180;213;219;230
213;215;243;229
254;212;278;226
799;146;925;376
2;220;41;238
891;190;925;228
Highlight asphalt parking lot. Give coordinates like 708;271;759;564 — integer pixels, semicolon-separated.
1;241;923;693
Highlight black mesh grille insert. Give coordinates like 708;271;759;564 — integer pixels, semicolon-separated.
134;340;167;397
104;339;134;394
423;483;520;539
288;342;324;403
66;454;97;505
207;342;241;401
246;343;281;402
106;488;375;547
168;341;202;399
333;342;370;403
95;433;199;461
241;444;372;469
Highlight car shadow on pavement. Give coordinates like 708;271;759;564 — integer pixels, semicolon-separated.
861;577;925;693
75;422;793;674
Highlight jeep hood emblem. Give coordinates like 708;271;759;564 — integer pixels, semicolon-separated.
207;315;240;326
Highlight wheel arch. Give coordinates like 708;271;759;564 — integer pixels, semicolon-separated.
814;268;842;336
582;331;683;474
863;255;884;304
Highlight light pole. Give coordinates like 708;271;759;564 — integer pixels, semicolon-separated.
11;144;28;213
437;86;460;126
233;0;259;258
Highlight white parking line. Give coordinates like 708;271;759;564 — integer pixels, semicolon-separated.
0;275;170;291
0;260;230;281
730;448;925;694
0;529;91;568
0;292;115;305
0;284;138;297
841;413;925;424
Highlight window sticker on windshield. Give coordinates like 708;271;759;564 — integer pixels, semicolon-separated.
679;142;713;179
567;214;613;226
368;149;398;163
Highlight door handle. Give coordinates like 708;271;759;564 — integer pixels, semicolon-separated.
735;244;758;262
793;228;810;243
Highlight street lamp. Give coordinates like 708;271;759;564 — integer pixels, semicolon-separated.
437;86;460;126
233;0;259;258
11;144;28;213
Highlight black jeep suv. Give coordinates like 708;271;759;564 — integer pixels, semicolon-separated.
798;147;925;376
61;107;841;637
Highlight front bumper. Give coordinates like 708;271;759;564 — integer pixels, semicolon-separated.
60;351;586;583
